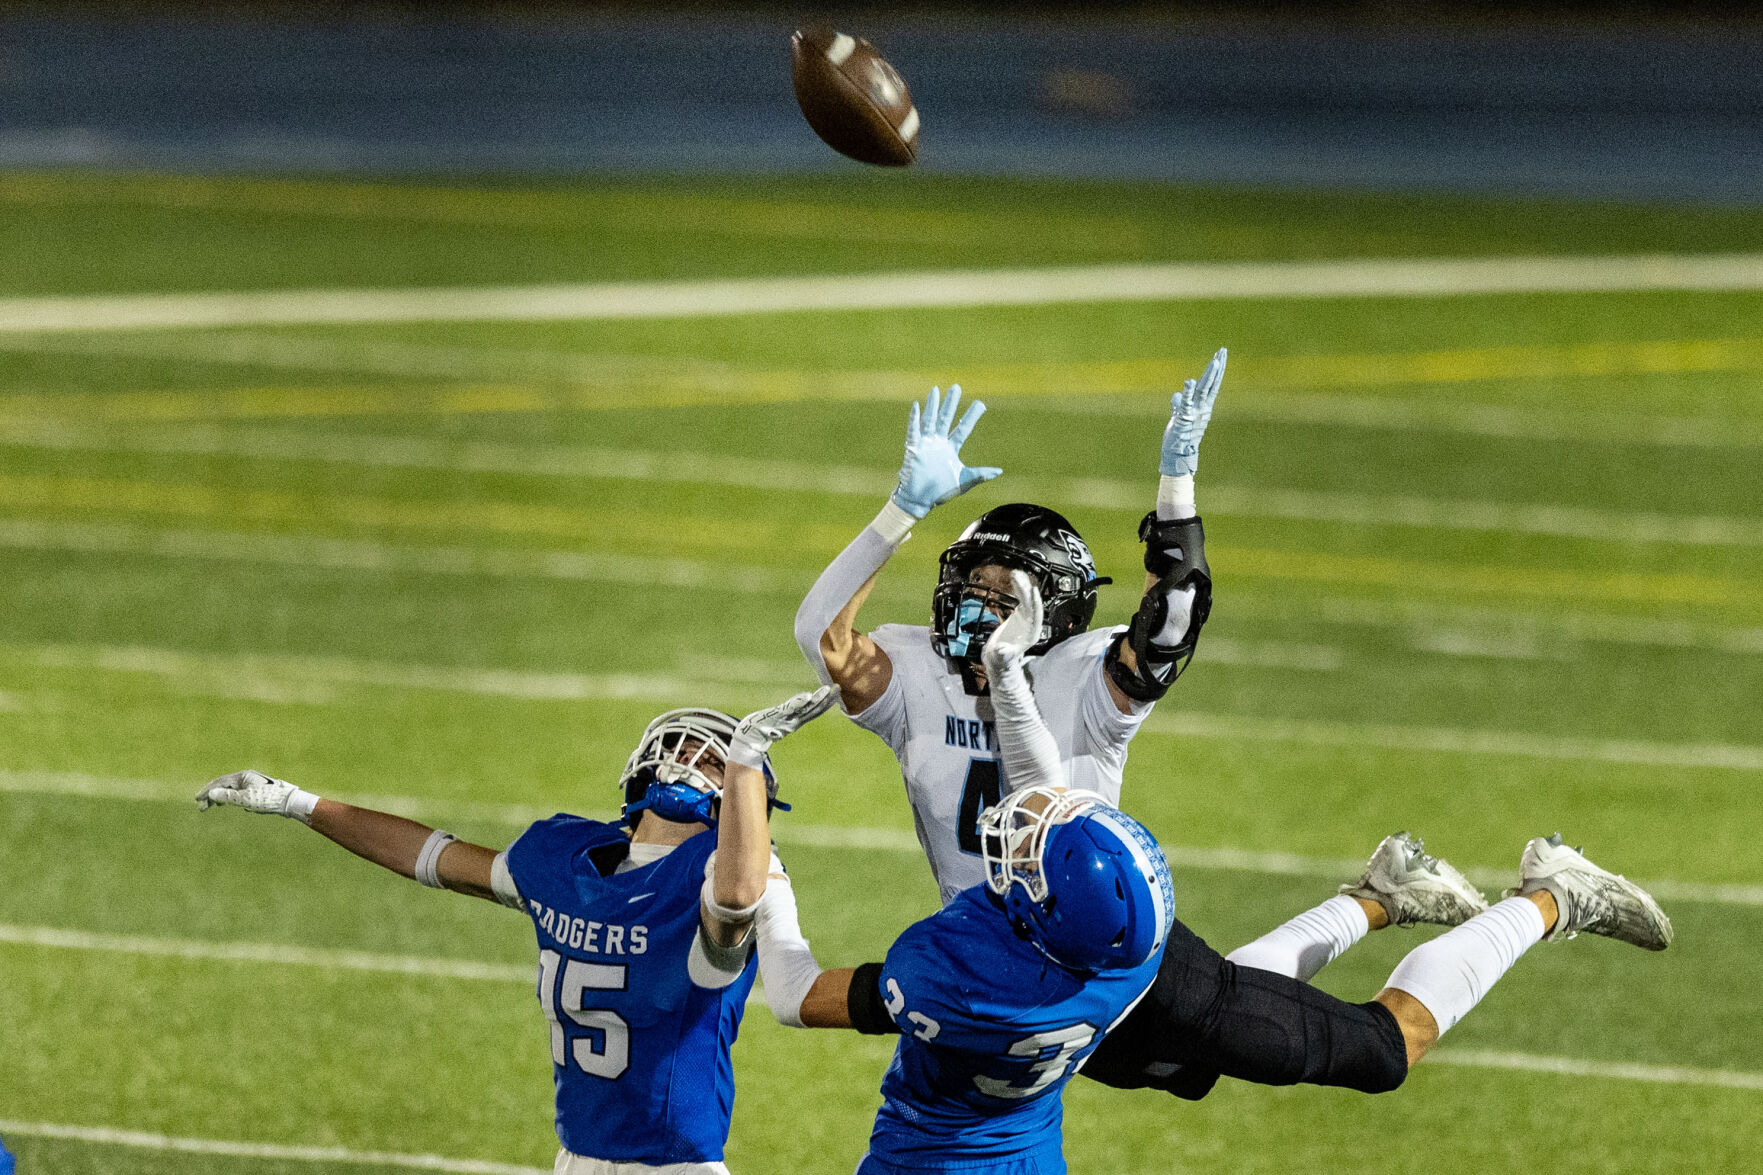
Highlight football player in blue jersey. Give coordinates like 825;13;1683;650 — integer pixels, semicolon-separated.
759;578;1178;1174
196;685;837;1175
759;577;1672;1166
794;353;1226;905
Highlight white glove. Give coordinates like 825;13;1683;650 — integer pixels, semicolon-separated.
983;572;1066;794
195;769;321;824
730;686;840;769
981;571;1045;679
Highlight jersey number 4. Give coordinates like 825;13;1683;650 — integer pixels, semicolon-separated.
538;948;629;1079
956;758;1003;855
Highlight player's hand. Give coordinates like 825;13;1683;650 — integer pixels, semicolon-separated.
982;571;1045;677
730;685;841;767
195;769;320;824
891;384;1003;520
1160;348;1226;477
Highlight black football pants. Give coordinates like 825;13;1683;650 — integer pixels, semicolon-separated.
1082;917;1410;1099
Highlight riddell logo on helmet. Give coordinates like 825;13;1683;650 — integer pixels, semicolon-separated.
972;532;1013;544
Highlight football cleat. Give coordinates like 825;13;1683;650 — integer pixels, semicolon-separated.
1504;834;1673;950
1338;831;1489;928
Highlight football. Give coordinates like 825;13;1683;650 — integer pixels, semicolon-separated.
790;28;920;167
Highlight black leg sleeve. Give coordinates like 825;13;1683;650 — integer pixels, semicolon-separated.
1084;918;1409;1097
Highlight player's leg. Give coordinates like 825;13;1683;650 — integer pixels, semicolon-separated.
1082;914;1410;1097
1374;834;1672;1064
1225;832;1487;981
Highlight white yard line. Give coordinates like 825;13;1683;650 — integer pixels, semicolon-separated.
9;332;1763;451
6;645;768;698
2;1045;1760;1175
1424;1050;1763;1092
0;1120;547;1174
4;513;1761;659
7;1053;1760;1174
1231;593;1763;658
0;924;532;983
1142;711;1763;773
8;420;1763;549
4;771;1759;906
0;517;796;595
0;638;1340;712
3;253;1763;333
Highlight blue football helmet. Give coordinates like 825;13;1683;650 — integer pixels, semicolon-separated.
618;708;786;828
980;787;1175;973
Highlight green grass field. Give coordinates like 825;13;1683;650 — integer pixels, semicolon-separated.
2;170;1761;1173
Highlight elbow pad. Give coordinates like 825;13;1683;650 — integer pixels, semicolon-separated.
1106;513;1213;704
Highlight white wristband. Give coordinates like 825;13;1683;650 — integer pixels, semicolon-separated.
1157;473;1197;521
869;498;916;544
282;788;320;825
728;736;769;771
701;872;763;924
414;829;457;889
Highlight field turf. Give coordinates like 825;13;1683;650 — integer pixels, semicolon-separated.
1;170;1760;1173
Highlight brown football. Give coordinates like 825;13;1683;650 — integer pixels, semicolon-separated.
790;28;920;167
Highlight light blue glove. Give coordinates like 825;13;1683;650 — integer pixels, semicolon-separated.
1159;348;1227;477
891;384;1003;520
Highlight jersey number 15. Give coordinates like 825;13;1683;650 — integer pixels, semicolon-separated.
539;948;630;1079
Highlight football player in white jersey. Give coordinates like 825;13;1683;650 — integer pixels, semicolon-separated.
795;351;1226;903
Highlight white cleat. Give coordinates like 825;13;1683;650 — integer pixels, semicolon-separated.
1339;831;1489;928
1505;834;1673;950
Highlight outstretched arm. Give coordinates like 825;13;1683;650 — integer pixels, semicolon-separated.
794;384;1002;713
1104;348;1226;713
700;687;839;953
195;771;503;903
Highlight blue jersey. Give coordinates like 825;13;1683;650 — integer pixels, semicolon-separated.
864;887;1161;1173
505;815;756;1165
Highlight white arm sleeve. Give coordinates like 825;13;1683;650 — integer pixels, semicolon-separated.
1157;472;1197;520
488;852;525;910
753;873;823;1028
793;500;915;685
987;655;1066;793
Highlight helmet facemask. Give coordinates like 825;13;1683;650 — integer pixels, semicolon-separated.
933;564;1036;662
980;786;1101;902
618;708;785;829
980;785;1174;973
930;504;1109;690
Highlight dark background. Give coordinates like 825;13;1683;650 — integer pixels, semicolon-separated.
2;2;1759;202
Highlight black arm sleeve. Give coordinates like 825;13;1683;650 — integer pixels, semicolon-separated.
847;961;900;1036
1084;918;1408;1097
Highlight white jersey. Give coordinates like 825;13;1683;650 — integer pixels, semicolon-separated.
850;623;1152;905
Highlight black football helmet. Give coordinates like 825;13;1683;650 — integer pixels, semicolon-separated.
931;503;1111;678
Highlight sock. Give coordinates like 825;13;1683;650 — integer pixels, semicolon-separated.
1226;895;1371;982
1384;897;1547;1035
